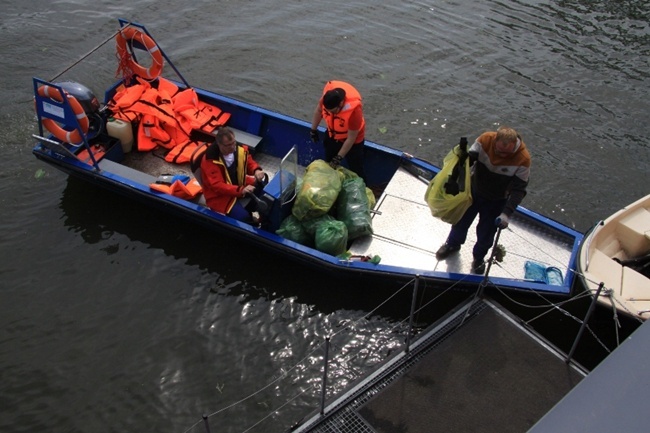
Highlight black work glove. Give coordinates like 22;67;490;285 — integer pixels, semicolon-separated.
310;129;319;143
329;154;343;169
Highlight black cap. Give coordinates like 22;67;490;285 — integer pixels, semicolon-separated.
323;88;345;110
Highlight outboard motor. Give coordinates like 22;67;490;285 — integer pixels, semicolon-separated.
55;81;103;138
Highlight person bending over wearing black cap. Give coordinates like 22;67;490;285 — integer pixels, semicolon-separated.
310;80;366;181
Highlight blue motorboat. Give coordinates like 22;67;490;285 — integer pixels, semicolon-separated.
32;19;583;295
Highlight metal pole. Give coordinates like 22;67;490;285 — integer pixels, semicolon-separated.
566;282;605;363
319;337;330;415
459;228;504;327
202;413;212;433
405;275;420;354
480;227;503;290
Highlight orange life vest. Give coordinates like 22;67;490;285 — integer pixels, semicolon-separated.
107;77;230;161
149;177;203;200
164;141;199;164
108;78;177;127
321;80;365;142
138;114;173;151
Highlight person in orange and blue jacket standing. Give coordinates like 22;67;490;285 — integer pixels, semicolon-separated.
200;127;268;223
310;80;366;181
435;126;531;274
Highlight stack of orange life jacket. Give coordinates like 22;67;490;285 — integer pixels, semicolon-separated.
107;76;231;164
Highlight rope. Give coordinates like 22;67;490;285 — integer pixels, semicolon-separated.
49;26;130;82
205;343;322;417
240;385;317;433
571;262;645;325
183;277;415;433
610;299;621;346
115;50;135;83
491;224;643;353
504;226;572;269
179;343;323;433
410;276;470;319
489;281;615;354
328;277;415;341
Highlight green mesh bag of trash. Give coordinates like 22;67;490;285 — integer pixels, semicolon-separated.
301;214;337;237
315;219;348;256
336;177;373;240
276;214;313;247
336;165;376;209
292;160;342;221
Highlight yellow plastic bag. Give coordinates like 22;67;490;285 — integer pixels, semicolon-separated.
292;160;342;221
424;145;472;225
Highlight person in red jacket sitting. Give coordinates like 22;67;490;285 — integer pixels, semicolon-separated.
200;127;268;223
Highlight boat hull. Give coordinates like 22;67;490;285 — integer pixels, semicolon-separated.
577;194;650;320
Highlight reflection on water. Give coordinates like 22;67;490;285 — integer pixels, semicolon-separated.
57;178;470;432
56;176;640;432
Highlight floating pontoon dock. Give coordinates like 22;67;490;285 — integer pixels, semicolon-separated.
292;296;587;433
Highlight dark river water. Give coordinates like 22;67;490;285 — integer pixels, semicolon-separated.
1;1;648;432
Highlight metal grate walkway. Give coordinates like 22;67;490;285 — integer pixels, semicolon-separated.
293;296;586;433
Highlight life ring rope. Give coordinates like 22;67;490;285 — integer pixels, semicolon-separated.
116;27;163;81
37;85;89;144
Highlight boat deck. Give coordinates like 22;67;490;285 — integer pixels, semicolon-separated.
118;149;575;284
349;167;575;281
292;296;586;433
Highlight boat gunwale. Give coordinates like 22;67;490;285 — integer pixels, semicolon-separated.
33;143;579;295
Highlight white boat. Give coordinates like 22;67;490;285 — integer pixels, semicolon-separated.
577;194;650;320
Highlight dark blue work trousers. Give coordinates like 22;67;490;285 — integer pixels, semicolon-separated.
446;189;506;262
324;135;366;182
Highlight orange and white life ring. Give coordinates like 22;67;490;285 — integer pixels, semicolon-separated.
37;85;89;144
116;27;163;80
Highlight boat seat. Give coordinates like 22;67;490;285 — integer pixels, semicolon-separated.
621;266;650;303
618;208;650;257
98;158;156;185
588;249;623;295
230;127;262;151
